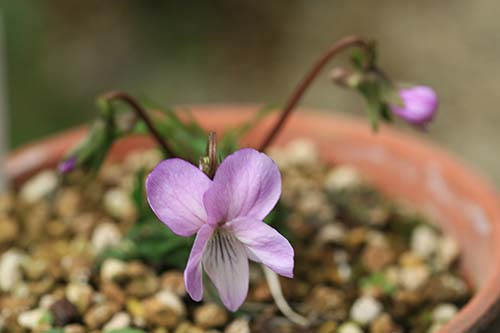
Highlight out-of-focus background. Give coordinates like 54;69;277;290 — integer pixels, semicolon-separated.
1;1;499;184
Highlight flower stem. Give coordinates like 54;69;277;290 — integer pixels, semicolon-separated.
201;131;219;179
101;91;175;157
262;265;309;327
259;36;370;151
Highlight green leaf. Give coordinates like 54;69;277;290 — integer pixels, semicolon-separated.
39;310;53;325
131;169;149;222
360;272;396;295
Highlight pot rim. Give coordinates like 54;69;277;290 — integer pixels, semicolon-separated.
6;104;500;332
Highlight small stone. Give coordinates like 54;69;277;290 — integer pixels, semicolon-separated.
286;138;319;166
100;258;127;282
20;170;59;204
194;303;228;328
432;303;458;324
175;321;205;333
103;312;131;331
22;256;48;280
160;270;186;297
225;318;251;333
143;290;186;328
55;188;82;218
0;216;18;245
370;313;401;333
435;236;459;270
345;228;367;250
0;249;24;291
64;324;86;333
103;188;136;221
101;282;126;306
318;321;338;333
317;223;346;245
425;274;468;302
324;166;360;192
126;298;146;326
399;251;424;267
155;289;186;315
17;308;47;330
350;296;382;326
91;221;122;254
39;294;57;309
84;303;116;329
399;265;430;291
65;282;93;313
126;272;159;298
307;286;345;313
337;321;363;333
50;298;80;326
297;191;327;216
411;225;438;258
0;192;14;214
361;244;395;272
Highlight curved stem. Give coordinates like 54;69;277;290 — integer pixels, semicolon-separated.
102;91;175;157
262;265;309;327
259;36;370;151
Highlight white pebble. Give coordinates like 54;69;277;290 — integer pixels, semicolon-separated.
91;221;122;254
17;308;45;330
103;188;136;220
432;303;458;324
0;249;25;291
411;225;438;258
436;236;459;270
19;170;58;204
39;295;56;309
350;296;382;325
100;258;127;282
103;312;131;331
324;166;360;192
155;289;186;316
317;223;346;245
338;321;363;333
225;318;251;333
399;265;430;291
286;138;318;166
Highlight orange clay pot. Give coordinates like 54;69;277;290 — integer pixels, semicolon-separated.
7;105;500;333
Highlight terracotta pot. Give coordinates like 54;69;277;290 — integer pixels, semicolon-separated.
6;105;500;332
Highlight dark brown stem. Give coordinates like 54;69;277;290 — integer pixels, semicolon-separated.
207;131;218;178
102;91;175;157
259;36;370;151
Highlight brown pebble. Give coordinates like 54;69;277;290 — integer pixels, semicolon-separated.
0;216;19;245
64;324;86;333
101;281;126;306
49;298;80;327
160;270;186;297
362;244;395;272
84;303;118;329
370;313;402;333
193;303;228;328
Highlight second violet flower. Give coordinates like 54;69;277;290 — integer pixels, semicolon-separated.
146;148;294;311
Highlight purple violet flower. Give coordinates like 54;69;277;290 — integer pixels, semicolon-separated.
57;156;77;174
390;86;438;128
146;148;294;311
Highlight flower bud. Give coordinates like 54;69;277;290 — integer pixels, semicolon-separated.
57;156;77;174
390;86;438;127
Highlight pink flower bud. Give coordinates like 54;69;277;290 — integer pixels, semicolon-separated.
57;156;77;174
390;86;438;127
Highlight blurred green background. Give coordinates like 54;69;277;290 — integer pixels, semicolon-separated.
1;1;500;184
